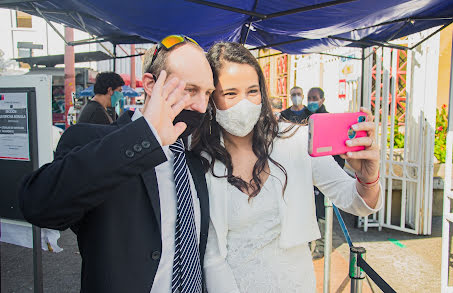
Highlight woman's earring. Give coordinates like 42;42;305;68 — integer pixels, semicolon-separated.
208;105;213;135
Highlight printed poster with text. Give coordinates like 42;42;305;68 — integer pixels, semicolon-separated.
0;92;30;161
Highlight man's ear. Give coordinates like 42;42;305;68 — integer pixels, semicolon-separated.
143;73;156;97
107;87;113;96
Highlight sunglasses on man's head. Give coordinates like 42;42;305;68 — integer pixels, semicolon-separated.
148;34;199;74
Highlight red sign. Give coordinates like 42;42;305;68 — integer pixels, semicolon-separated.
338;79;346;99
277;77;287;96
264;63;270;80
277;55;288;75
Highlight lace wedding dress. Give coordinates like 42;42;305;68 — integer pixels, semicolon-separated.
226;175;316;293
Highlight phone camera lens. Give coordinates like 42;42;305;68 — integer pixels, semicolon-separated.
348;128;356;139
358;116;366;122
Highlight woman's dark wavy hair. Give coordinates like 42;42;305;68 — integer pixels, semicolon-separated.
191;42;290;200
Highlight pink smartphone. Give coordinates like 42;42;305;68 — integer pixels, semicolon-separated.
308;112;367;157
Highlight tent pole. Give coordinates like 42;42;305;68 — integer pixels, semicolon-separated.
265;0;356;20
317;52;361;60
410;22;453;50
185;0;356;20
185;0;265;18
31;3;68;46
131;44;136;89
250;38;309;50
67;12;115;57
360;48;365;106
114;53;144;59
240;23;252;45
329;36;409;50
64;26;75;129
354;17;453;32
113;44;117;72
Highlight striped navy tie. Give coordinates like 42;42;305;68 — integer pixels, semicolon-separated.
169;139;202;293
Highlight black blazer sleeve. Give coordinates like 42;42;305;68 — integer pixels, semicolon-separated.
18;117;167;230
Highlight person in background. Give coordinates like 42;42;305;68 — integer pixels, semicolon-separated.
78;72;125;124
299;86;346;259
279;86;305;123
299;87;345;166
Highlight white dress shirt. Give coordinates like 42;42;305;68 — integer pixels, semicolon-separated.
131;110;201;293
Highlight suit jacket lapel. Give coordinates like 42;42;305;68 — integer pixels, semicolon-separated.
185;151;210;254
141;169;162;234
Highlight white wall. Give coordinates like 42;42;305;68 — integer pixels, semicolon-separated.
409;28;440;128
0;8;97;71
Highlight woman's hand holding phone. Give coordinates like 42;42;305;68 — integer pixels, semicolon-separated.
307;107;380;207
339;107;379;184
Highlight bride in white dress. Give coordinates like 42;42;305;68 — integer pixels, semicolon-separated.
191;42;382;293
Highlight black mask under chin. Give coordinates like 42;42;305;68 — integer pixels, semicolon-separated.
173;109;206;138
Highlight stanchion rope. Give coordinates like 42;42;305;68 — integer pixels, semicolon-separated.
332;204;397;293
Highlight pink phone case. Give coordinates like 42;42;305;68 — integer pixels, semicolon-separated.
308;112;367;157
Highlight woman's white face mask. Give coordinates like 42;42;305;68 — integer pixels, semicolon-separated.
215;99;262;137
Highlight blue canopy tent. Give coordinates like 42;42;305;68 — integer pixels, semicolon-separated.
77;85;95;97
77;85;140;97
1;0;452;54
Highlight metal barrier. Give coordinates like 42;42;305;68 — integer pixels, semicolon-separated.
332;204;397;293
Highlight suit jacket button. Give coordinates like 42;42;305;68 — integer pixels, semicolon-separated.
142;140;151;149
125;149;135;158
133;144;142;152
151;250;161;260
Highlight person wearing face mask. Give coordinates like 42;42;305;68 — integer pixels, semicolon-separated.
299;87;346;259
191;42;382;293
306;87;327;114
78;72;125;124
19;35;215;293
279;86;306;123
290;86;329;125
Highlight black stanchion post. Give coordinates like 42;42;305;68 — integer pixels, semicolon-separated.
349;246;366;293
32;225;43;293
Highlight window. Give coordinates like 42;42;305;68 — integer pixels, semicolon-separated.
16;11;32;28
18;48;31;58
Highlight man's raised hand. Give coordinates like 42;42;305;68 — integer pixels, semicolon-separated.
142;70;190;146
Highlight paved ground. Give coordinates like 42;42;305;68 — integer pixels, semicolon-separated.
1;229;80;293
1;213;445;292
314;213;444;293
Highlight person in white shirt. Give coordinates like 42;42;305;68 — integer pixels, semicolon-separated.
191;42;383;292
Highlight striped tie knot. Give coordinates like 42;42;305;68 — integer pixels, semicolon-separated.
169;139;185;155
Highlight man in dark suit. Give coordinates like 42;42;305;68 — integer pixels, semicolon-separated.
19;35;215;293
